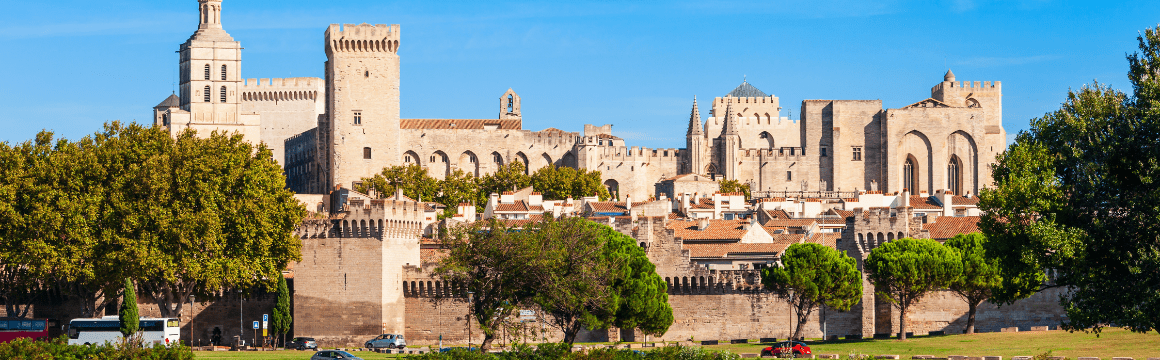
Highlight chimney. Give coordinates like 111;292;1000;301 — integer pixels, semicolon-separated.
901;188;910;207
625;194;632;211
697;217;710;231
941;189;954;217
965;191;972;198
395;188;405;200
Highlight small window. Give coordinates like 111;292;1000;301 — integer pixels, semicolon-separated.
493;153;502;163
363;147;372;159
204;64;210;80
353;112;362;125
820;147;828;157
852;147;863;161
404;155;413;163
203;86;211;102
787;171;793;181
469;155;477;163
430;156;436;163
220;86;227;103
221;65;227;80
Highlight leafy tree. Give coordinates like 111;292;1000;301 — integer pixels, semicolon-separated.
864;238;962;340
718;179;751;200
119;278;139;340
530;217;620;346
271;276;292;347
590;223;673;338
761;243;862;340
530;166;609;201
435;219;540;351
978;26;1160;334
478;162;531;201
438;169;481;217
944;233;1001;334
355;164;440;202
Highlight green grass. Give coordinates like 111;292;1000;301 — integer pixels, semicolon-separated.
704;328;1159;358
193;329;1160;359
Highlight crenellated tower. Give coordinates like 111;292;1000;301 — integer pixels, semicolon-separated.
324;23;402;189
685;97;706;175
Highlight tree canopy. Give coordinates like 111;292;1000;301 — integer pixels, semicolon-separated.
864;238;962;340
761;243;862;340
944;233;1001;334
718;179;751;200
978;26;1160;334
0;123;305;318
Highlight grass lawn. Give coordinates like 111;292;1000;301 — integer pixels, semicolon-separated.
704;328;1159;358
193;329;1159;359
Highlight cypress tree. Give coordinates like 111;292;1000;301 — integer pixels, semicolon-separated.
271;276;293;348
118;278;140;341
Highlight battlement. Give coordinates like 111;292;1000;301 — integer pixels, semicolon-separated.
325;23;400;58
599;146;683;160
241;78;322;102
931;80;1001;93
737;147;806;159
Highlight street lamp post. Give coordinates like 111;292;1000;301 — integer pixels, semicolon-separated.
238;290;244;347
466;291;474;349
189;295;195;347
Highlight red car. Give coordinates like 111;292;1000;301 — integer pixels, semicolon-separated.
761;341;812;357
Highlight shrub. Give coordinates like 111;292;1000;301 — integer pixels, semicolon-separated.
409;344;737;360
0;336;193;360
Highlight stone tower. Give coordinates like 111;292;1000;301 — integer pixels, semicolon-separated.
500;88;521;120
721;102;739;180
324;23;402;189
685;97;705;175
161;0;259;143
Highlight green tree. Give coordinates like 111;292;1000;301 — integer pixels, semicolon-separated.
478;162;531;201
530;166;609;201
530;217;620;346
590;223;673;338
944;233;1001;334
119;278;139;341
271;276;292;347
435;219;540;351
354;164;440;202
761;243;862;340
718;179;751;200
437;169;481;217
978;26;1160;334
864;238;962;340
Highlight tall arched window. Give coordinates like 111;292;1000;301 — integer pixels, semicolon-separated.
220;86;227;103
506;94;514;113
204;64;210;80
903;157;915;192
203;86;211;102
948;156;962;195
221;65;227;80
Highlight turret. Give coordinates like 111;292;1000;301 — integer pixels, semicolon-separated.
687;97;702;136
685;97;706;175
500;88;521;120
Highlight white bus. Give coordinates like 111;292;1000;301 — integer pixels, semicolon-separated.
67;316;180;347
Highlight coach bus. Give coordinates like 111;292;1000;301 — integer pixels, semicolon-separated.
67;316;180;347
0;318;60;343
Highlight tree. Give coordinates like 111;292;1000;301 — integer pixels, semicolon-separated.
529;166;609;201
435;219;540;351
590;223;673;338
978;26;1160;334
437;169;480;217
718;179;751;200
271;276;292;347
761;243;862;340
119;278;140;341
478;162;531;201
864;238;962;340
944;233;1001;334
530;217;620;346
354;164;440;202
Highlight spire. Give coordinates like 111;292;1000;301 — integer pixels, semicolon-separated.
687;96;703;136
944;69;956;82
723;102;739;135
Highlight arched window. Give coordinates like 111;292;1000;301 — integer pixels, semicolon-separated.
221;65;227;80
492;153;503;163
903;157;916;192
220;86;227;103
203;86;211;102
507;94;514;113
948;156;962;195
203;64;210;80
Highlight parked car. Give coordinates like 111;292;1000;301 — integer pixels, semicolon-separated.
761;341;811;357
364;333;406;349
287;336;318;351
311;350;362;360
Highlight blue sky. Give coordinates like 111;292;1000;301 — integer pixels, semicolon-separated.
1;0;1156;149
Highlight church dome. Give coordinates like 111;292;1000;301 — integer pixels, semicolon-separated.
727;80;768;98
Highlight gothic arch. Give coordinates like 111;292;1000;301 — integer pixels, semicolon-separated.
948;154;963;195
759;131;775;148
490;151;504;167
706;163;719;178
560;152;577;168
403;150;421;166
603;179;619;199
947;130;979;196
430;151;450;179
514;152;530;175
899;130;933;193
459;151;479;177
541;153;553;169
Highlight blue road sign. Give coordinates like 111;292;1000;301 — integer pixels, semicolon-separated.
252;321;259;329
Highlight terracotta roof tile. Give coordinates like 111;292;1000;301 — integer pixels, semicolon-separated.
952;196;980;206
589;201;647;213
400;119;521;130
909;196;942;209
763;209;791;219
809;233;842;248
831;209;854;219
494;201;529;212
762;219;819;228
682;243;784;258
666;219;751;241
923;216;982;239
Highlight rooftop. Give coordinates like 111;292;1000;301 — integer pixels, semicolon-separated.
727;80;769;98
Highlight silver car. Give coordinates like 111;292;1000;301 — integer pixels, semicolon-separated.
310;350;362;360
364;333;406;349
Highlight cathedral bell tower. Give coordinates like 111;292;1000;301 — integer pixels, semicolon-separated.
685;97;706;175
